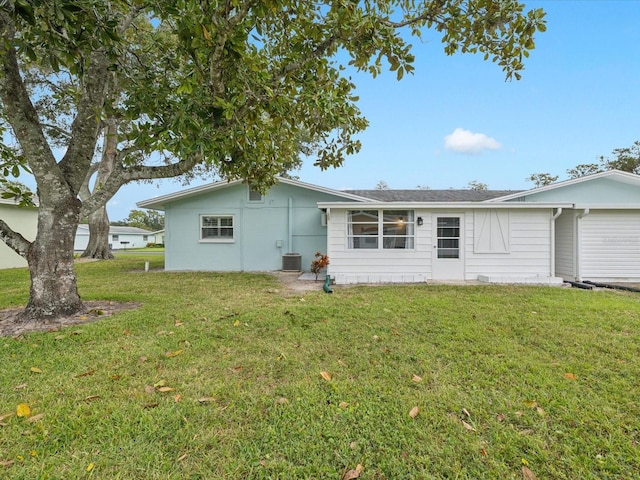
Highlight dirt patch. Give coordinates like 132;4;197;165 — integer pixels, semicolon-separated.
0;301;140;338
269;271;326;294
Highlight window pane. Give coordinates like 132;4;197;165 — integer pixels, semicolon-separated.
349;210;378;222
382;210;411;223
438;248;459;259
352;223;378;235
438;217;460;228
351;237;378;249
201;216;233;240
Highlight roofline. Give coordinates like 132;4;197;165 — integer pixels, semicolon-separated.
317;201;573;209
136;177;371;210
486;170;640;202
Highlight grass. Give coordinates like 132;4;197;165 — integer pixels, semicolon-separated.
1;255;639;479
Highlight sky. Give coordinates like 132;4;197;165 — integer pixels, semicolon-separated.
23;1;640;221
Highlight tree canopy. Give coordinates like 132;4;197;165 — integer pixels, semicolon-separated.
0;0;546;320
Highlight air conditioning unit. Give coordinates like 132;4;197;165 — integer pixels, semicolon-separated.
282;253;302;271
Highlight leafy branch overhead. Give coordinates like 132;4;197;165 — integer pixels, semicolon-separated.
0;0;546;321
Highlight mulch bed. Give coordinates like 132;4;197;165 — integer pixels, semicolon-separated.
0;301;140;338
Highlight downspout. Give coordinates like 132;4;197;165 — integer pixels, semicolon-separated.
288;197;293;253
550;208;562;278
575;208;590;281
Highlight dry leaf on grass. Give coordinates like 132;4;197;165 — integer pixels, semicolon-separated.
1;460;15;467
165;349;183;358
13;383;27;390
320;371;332;381
198;397;215;403
16;404;31;418
30;367;42;374
75;369;96;378
462;420;476;432
157;386;175;392
411;374;422;382
564;372;577;380
522;465;537;480
27;413;44;423
342;464;363;480
85;395;101;402
409;406;419;418
177;453;188;462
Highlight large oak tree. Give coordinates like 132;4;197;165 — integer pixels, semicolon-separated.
0;0;546;321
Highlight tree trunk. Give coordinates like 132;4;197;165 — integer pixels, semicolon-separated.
80;206;114;259
20;198;84;321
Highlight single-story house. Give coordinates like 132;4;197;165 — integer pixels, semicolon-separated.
152;229;165;245
0;197;38;269
74;225;153;251
138;170;640;285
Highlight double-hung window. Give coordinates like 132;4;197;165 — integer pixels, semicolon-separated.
348;210;415;249
200;215;234;242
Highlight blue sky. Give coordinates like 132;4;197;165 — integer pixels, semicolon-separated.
105;1;640;219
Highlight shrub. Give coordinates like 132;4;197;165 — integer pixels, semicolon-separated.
310;251;329;280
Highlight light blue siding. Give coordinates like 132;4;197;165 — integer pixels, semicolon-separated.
507;177;640;203
164;182;357;271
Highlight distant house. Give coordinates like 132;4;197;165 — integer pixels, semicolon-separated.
138;171;640;284
0;197;38;269
152;229;165;245
74;225;153;251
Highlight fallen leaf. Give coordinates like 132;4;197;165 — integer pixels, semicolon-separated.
174;394;182;403
339;401;349;409
138;356;147;363
54;335;65;340
198;397;215;403
0;460;15;467
143;402;159;409
175;320;184;327
524;400;538;408
342;464;363;480
409;406;419;418
75;369;97;378
157;386;175;392
522;465;537;480
349;441;357;450
79;315;88;321
86;462;94;472
177;453;188;462
536;406;546;416
411;374;422;383
462;408;471;418
496;413;506;422
233;320;240;326
480;448;488;457
338;359;347;367
27;413;44;423
13;383;27;390
275;397;289;405
111;374;122;381
515;411;523;417
0;413;14;422
462;420;476;432
144;385;155;395
165;349;183;358
85;395;101;402
153;379;166;387
320;371;332;381
564;372;577;380
16;404;31;418
30;367;42;374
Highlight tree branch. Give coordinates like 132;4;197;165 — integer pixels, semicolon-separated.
0;217;31;259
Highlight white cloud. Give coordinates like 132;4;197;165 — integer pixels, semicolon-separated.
443;128;501;154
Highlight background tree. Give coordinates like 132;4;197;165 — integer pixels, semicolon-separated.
526;172;558;187
114;209;164;231
467;180;488;190
0;0;546;321
375;180;390;190
566;163;601;179
602;141;640;174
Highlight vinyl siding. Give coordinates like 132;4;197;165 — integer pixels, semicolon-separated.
580;211;640;281
554;211;575;280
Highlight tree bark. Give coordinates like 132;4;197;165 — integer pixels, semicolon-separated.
81;206;113;259
21;196;83;321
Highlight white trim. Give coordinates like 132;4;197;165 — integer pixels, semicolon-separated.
318;201;572;210
137;177;372;210
485;170;640;203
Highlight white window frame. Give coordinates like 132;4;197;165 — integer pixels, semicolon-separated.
248;187;264;203
200;215;235;243
347;209;415;250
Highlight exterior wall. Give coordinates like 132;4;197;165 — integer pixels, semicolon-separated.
554;210;576;280
579;210;640;281
509;177;640;204
0;203;38;269
74;227;152;251
327;207;556;284
165;182;356;271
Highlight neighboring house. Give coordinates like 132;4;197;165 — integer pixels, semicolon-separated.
152;229;165;245
137;178;369;271
0;197;38;269
74;225;153;251
138;171;640;285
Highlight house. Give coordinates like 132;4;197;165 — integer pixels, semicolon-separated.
74;225;153;251
137;178;369;271
138;171;640;285
152;229;165;245
0;197;38;269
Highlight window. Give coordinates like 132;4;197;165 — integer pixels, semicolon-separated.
436;217;460;258
143;235;148;242
112;234;119;241
248;188;263;202
201;215;234;241
348;210;415;249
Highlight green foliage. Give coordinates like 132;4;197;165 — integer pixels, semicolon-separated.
115;209;164;231
526;172;558;187
566;163;602;179
1;257;639;477
603;140;640;174
467;180;488;190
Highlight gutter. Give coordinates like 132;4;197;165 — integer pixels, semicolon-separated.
550;207;563;277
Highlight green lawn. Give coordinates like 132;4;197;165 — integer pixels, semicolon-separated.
1;256;639;479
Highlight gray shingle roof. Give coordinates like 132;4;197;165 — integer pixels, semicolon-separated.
343;189;523;202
